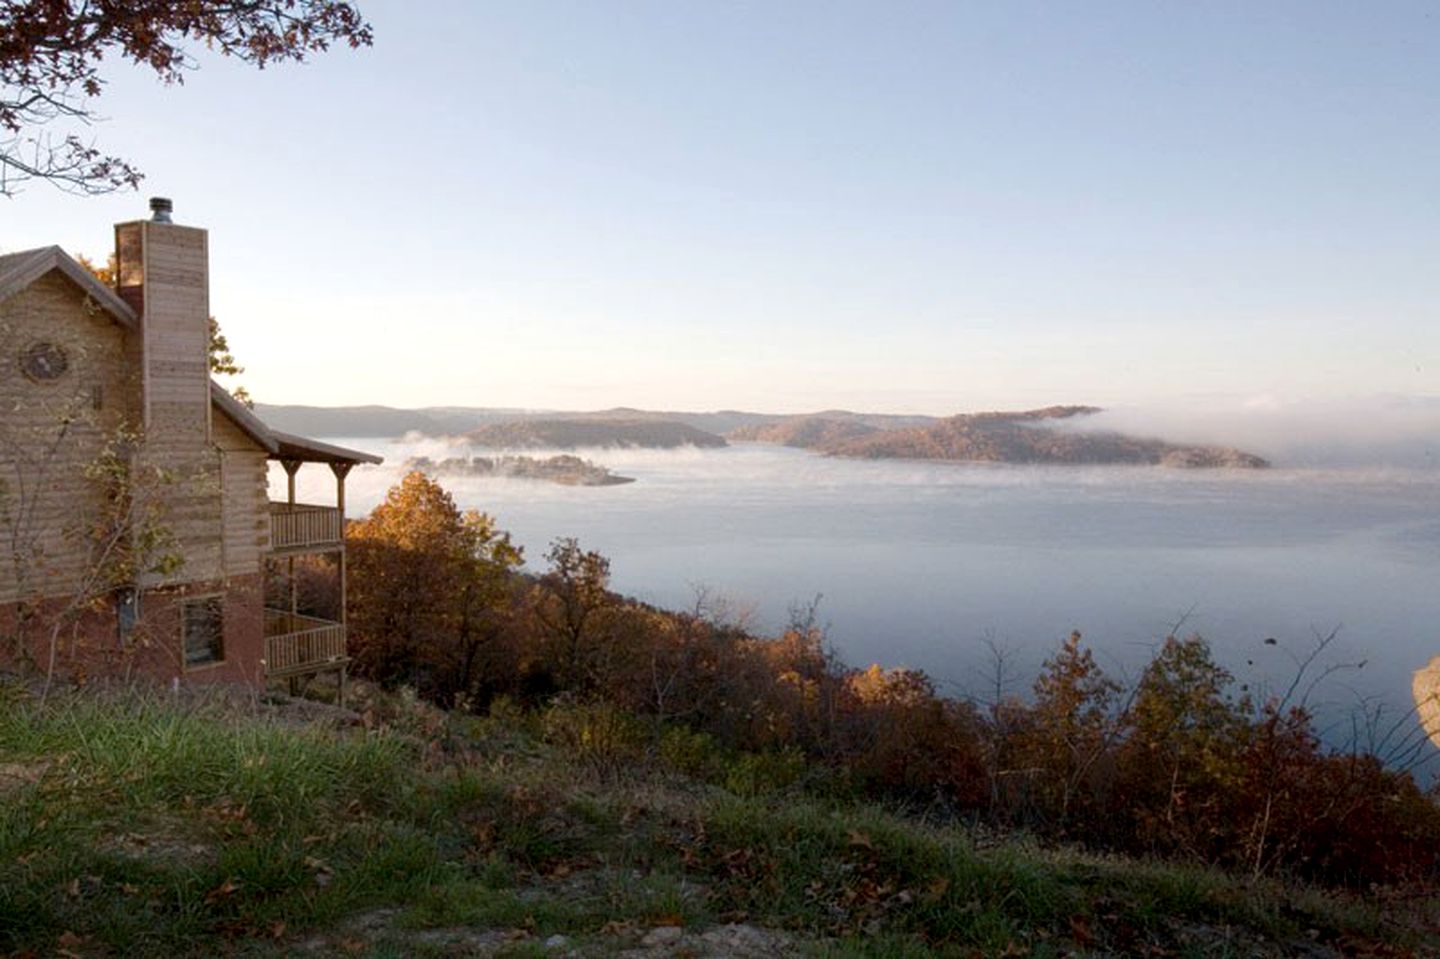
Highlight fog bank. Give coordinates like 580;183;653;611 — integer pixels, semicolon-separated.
1063;395;1440;469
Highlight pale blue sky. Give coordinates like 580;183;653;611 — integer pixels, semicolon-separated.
4;1;1438;413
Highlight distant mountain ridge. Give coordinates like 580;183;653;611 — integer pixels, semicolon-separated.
252;403;935;439
253;403;1268;467
464;418;728;450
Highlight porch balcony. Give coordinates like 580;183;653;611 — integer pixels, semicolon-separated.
264;609;348;678
269;502;342;553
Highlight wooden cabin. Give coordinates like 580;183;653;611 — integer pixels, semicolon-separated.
0;199;380;694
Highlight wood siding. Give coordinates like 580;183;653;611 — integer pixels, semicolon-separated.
0;244;251;600
213;412;271;575
116;221;211;442
0;272;140;604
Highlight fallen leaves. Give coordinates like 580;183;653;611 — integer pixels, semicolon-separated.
204;877;241;904
1068;913;1095;947
305;854;335;886
55;930;88;958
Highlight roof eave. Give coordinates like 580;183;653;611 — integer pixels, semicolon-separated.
271;430;384;466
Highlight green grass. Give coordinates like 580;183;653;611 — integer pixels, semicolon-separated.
0;682;1432;957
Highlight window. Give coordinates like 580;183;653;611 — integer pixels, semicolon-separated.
115;586;140;640
182;596;224;667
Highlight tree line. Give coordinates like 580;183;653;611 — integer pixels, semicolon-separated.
333;471;1440;888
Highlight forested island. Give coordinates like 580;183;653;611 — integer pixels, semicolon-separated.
405;453;635;486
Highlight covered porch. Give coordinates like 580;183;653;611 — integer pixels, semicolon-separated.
264;432;382;698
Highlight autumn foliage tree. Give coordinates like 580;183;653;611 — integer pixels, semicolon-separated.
1018;631;1123;832
0;0;372;194
527;537;617;692
346;471;521;706
1115;635;1250;859
843;665;988;806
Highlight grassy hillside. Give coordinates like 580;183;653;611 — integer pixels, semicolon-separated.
1;682;1434;958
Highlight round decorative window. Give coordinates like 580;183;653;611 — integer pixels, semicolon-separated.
19;341;68;382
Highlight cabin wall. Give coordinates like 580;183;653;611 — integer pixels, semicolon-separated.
0;272;140;606
213;413;272;576
0;573;266;686
0;266;260;688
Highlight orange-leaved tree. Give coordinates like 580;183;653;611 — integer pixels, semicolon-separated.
844;664;989;807
346;471;522;705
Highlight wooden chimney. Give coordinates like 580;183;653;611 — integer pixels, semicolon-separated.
114;197;212;446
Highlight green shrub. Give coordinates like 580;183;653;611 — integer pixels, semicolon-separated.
723;747;807;797
541;700;646;772
658;724;725;781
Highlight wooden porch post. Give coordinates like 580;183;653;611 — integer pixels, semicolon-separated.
281;459;302;506
281;459;303;619
330;462;353;625
331;461;354;709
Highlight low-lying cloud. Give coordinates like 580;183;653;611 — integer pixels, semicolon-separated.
1060;394;1440;469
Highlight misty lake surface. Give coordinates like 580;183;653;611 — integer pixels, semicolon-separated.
279;440;1439;736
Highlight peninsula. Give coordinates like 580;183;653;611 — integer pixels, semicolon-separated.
730;406;1270;469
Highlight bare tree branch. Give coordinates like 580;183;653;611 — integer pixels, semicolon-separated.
0;1;372;195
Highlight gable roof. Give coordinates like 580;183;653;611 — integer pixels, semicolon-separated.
210;381;382;465
0;245;138;328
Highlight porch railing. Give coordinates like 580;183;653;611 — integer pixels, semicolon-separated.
263;609;348;678
268;502;342;553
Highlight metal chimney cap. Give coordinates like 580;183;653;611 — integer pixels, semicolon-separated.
149;197;173;223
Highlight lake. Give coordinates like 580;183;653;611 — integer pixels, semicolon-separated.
276;439;1440;751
